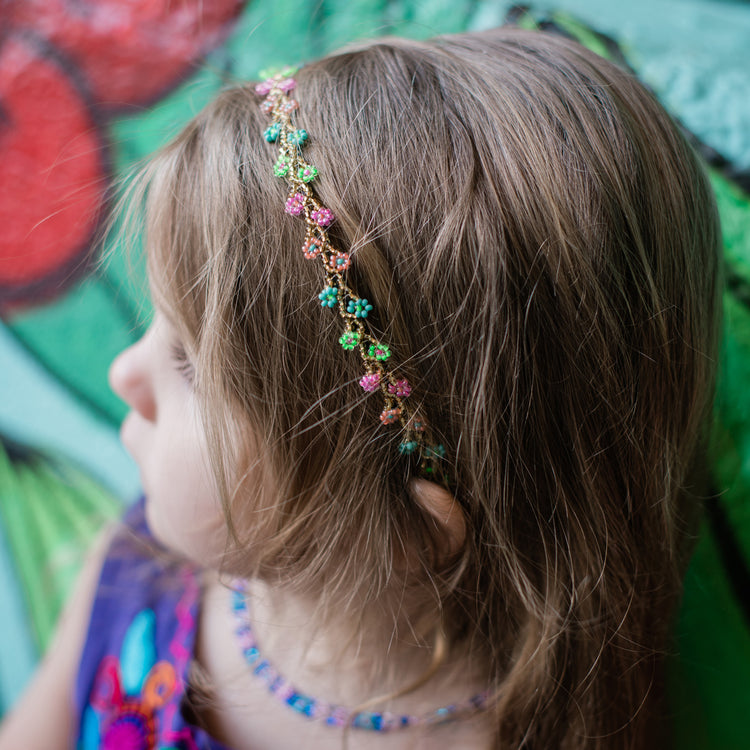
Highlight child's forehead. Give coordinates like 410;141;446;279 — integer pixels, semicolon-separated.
145;264;185;336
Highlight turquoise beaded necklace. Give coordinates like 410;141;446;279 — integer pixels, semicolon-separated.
230;581;491;732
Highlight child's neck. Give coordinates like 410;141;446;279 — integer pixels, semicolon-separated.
244;577;443;701
193;572;493;749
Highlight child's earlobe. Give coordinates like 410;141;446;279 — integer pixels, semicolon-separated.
408;478;467;557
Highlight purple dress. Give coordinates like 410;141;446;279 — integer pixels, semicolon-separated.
74;499;231;750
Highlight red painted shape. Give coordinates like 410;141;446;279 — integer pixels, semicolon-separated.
8;0;244;108
0;36;104;287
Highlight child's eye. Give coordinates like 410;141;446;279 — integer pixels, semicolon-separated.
170;342;195;384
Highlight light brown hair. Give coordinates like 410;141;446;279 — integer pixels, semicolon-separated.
132;27;721;749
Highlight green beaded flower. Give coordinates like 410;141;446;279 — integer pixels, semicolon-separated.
263;123;281;142
289;129;308;146
258;65;299;80
273;156;290;177
347;298;373;318
424;444;446;459
297;164;318;183
318;286;338;308
339;330;361;350
367;343;391;361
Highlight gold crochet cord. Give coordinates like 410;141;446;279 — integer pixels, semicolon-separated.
255;69;447;479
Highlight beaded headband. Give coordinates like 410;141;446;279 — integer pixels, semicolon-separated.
254;68;447;479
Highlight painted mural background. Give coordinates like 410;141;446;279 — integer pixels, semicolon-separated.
1;1;749;747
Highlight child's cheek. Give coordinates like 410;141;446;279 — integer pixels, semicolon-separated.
119;411;142;465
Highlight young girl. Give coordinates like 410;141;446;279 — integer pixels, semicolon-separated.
0;26;721;750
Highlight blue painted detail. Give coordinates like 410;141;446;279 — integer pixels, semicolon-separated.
78;704;101;749
120;609;156;694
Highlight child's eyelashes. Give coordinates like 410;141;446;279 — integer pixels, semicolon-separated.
169;341;195;384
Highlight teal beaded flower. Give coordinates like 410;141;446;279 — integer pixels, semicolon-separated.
264;123;281;142
367;343;391;361
289;129;308;146
424;444;446;458
318;286;338;308
398;441;418;455
339;330;360;350
347;298;373;318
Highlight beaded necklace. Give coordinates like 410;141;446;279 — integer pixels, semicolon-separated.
230;580;491;732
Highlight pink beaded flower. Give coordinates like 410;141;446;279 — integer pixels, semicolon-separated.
260;97;276;114
277;77;296;92
302;238;322;259
380;408;402;425
359;372;381;392
387;379;411;398
281;99;299;114
254;80;274;96
285;193;305;215
311;207;334;226
328;252;351;272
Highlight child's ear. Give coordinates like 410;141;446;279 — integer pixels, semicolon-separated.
408;478;466;557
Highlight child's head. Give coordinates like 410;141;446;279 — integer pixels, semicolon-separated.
126;26;721;747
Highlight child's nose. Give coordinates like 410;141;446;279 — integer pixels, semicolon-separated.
108;337;157;422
